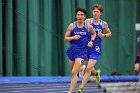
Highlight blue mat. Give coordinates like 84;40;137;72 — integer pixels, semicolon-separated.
0;75;139;84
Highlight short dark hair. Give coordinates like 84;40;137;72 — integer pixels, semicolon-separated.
92;4;103;13
75;7;87;15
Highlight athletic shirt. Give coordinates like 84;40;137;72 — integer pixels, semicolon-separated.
89;18;103;46
69;21;89;49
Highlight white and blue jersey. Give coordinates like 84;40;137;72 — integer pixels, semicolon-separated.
66;21;89;61
87;18;104;61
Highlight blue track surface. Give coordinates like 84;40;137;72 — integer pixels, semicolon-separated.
0;75;139;93
0;75;139;84
0;82;106;93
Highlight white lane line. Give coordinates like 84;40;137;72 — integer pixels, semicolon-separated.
0;84;98;88
10;91;23;92
0;85;98;90
8;87;98;92
44;89;104;93
0;86;47;90
0;84;69;88
0;86;71;90
0;86;70;90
